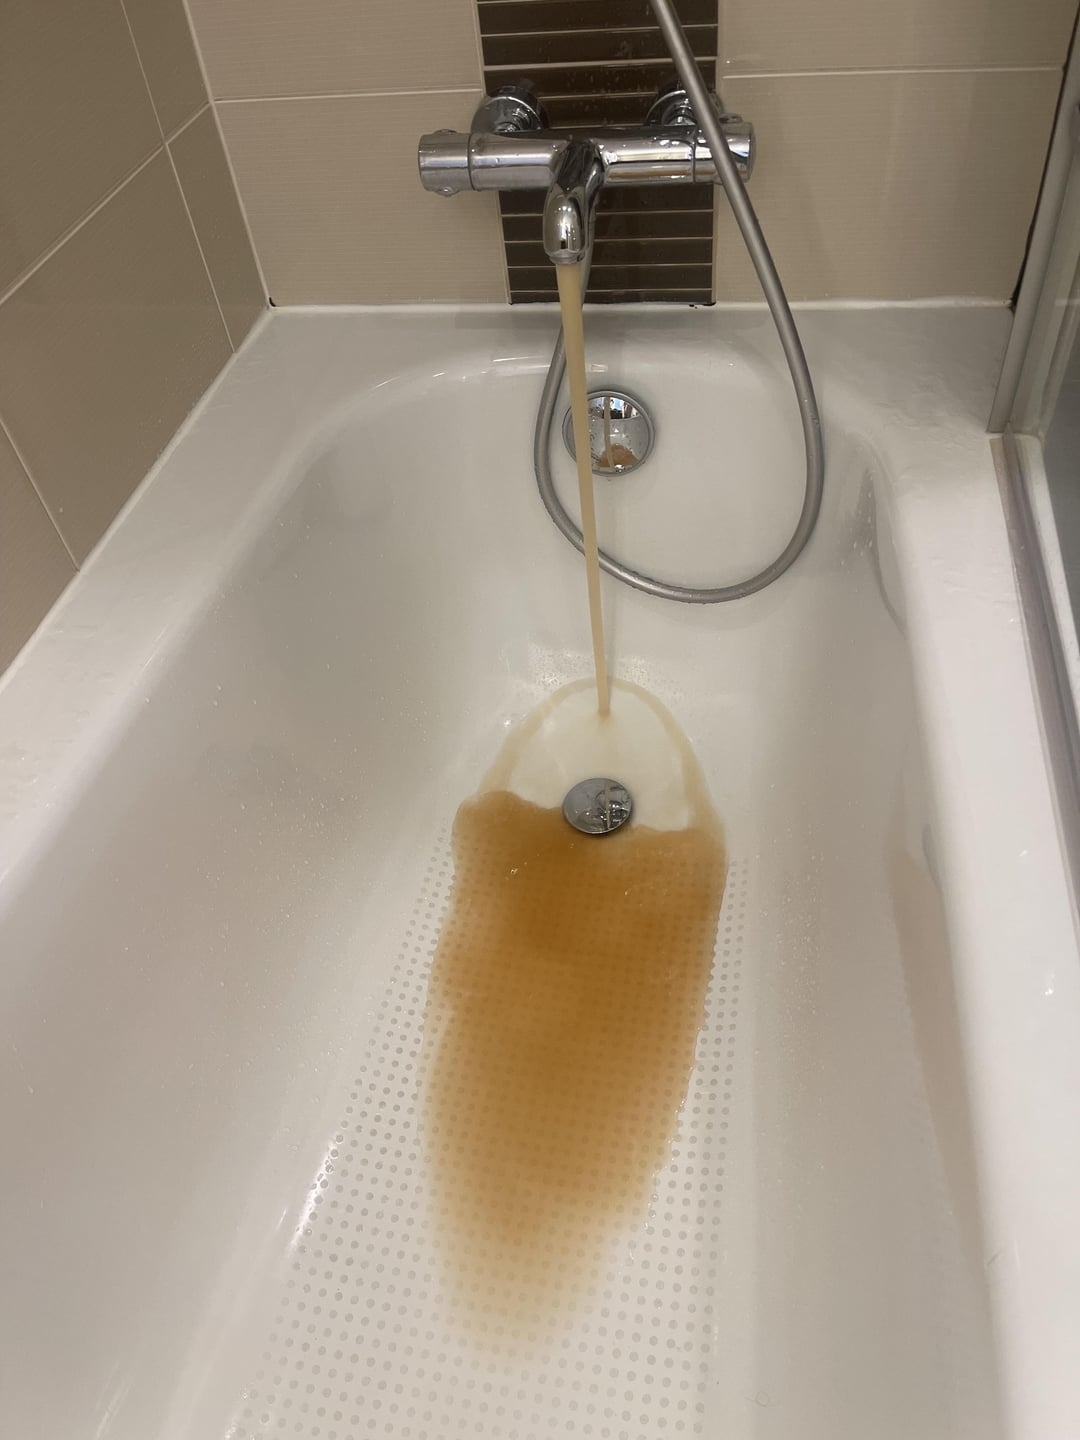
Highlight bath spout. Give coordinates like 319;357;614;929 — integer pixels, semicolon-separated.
542;141;604;266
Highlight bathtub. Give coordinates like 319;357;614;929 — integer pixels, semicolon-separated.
0;305;1077;1440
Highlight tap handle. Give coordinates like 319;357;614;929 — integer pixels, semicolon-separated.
472;81;548;135
646;76;725;127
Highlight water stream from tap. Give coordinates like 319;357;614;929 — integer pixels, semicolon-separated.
556;262;610;716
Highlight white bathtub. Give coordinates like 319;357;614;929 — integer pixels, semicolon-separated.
0;305;1077;1440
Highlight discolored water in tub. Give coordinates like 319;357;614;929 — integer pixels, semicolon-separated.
422;681;727;1323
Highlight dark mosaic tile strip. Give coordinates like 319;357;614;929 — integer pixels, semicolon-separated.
483;25;716;67
477;1;716;302
507;235;713;265
484;57;716;103
508;261;713;290
477;0;716;32
502;207;713;241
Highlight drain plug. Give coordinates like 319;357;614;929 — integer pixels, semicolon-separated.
562;778;633;835
562;390;654;475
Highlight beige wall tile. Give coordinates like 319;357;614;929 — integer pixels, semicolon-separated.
721;0;1076;73
122;0;208;136
0;0;161;295
219;93;506;303
0;428;75;673
0;154;231;562
170;109;265;347
186;0;481;100
715;69;1060;301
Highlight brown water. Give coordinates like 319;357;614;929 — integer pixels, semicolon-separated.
421;267;727;1326
556;262;610;716
423;688;728;1324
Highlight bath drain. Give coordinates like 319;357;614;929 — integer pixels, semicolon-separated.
562;777;633;834
562;390;654;475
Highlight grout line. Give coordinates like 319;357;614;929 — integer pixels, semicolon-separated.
120;0;212;149
467;0;488;98
165;101;212;145
0;146;163;308
506;238;712;246
509;259;713;268
710;13;722;319
121;0;216;176
124;0;231;346
501;202;714;212
215;86;482;106
505;209;713;217
473;0;710;4
494;212;513;307
721;62;1064;79
468;3;510;302
711;188;719;305
165;68;1059;111
486;54;716;71
118;0;166;141
245;296;1007;313
475;0;714;5
206;102;271;301
482;24;716;41
179;0;272;302
0;413;79;569
510;291;713;299
164;138;234;352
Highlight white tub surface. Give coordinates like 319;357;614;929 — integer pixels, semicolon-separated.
0;304;1077;1440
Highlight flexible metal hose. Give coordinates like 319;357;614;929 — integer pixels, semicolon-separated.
534;0;825;603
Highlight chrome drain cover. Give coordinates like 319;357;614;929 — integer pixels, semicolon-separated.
562;390;654;475
562;777;634;835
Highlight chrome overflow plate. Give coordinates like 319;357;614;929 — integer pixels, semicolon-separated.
562;390;655;476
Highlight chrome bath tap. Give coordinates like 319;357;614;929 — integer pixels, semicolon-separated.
416;1;823;609
417;80;754;264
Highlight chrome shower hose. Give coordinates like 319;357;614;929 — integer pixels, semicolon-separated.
534;0;825;604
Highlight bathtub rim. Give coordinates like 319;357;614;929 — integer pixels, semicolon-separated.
0;302;1076;1440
